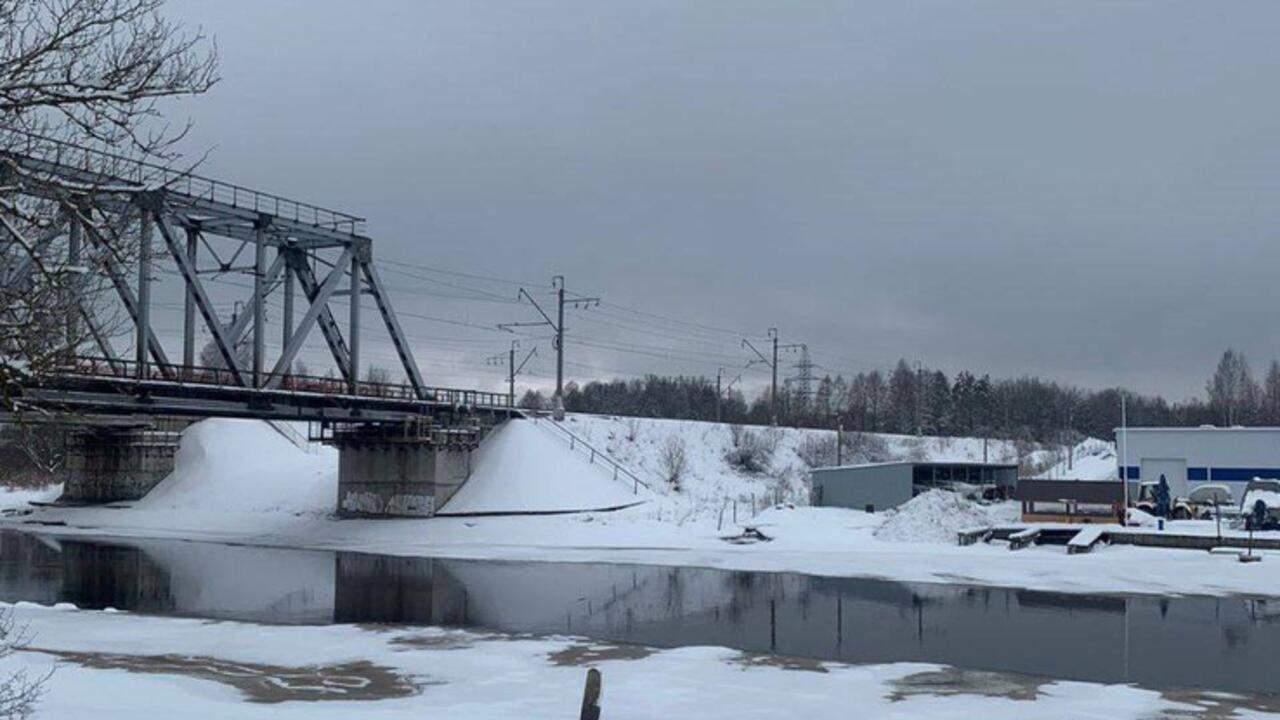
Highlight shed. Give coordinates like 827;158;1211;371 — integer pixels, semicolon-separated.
809;461;1018;512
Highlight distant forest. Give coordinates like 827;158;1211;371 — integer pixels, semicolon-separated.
519;349;1279;444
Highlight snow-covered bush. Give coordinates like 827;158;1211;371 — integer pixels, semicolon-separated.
660;436;688;491
843;431;891;464
724;428;773;475
901;436;928;462
797;435;836;468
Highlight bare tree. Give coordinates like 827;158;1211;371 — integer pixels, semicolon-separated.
197;333;248;371
1207;349;1258;426
724;428;773;475
1;0;218;408
0;0;218;153
0;8;216;711
0;608;45;718
363;365;392;385
660;436;687;491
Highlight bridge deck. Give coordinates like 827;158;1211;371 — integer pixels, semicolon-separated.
15;359;519;424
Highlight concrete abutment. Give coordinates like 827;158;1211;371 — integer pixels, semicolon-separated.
328;420;482;518
62;420;187;503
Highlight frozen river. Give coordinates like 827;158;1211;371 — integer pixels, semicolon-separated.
0;529;1275;696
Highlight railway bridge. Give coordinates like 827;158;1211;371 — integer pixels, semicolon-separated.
0;131;521;516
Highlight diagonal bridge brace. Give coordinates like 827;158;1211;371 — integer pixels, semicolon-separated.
152;213;248;386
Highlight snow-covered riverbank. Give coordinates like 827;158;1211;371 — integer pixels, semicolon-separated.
5;416;1280;599
4;602;1268;720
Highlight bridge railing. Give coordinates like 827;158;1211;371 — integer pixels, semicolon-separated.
52;356;514;409
1;127;366;234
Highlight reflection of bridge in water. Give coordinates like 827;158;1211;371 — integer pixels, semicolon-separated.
0;131;519;513
2;531;1280;695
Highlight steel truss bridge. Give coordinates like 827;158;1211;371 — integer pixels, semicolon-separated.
0;131;517;425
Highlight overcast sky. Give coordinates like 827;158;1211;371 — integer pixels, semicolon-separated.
158;0;1280;400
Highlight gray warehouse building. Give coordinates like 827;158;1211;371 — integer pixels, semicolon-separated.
809;461;1019;512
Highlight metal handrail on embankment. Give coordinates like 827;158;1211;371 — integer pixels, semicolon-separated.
266;420;318;455
527;415;654;495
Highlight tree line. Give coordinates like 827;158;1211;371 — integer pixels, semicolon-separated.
519;349;1272;444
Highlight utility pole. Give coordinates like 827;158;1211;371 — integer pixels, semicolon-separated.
772;329;779;424
914;359;924;436
1121;391;1130;515
487;341;538;407
499;275;598;420
742;328;805;427
716;367;742;424
717;367;722;423
836;422;844;465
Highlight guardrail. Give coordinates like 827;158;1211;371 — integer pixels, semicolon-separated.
1;127;365;234
51;356;514;410
529;414;653;495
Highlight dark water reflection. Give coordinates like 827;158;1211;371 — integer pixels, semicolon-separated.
0;530;1276;694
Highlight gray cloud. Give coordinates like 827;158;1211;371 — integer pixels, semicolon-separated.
158;0;1280;399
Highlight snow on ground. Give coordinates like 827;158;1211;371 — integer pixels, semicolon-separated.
137;419;335;516
6;416;1280;598
439;420;643;514
0;483;62;508
1034;437;1117;480
0;602;1256;720
559;413;1030;522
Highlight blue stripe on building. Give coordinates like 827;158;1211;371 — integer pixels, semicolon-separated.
1121;466;1280;483
1201;468;1280;482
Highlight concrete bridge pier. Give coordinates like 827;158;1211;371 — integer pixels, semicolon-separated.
62;421;186;504
329;420;479;518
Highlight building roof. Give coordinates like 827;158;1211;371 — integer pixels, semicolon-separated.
1114;426;1280;434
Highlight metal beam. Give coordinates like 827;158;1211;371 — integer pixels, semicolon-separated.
348;246;361;393
182;227;197;376
264;245;353;389
285;249;352;382
135;209;151;378
71;210;174;377
0;152;364;248
252;217;268;387
0;216;69;292
65;218;81;350
281;246;294;352
77;306;123;372
224;252;285;349
152;214;248;386
361;259;426;399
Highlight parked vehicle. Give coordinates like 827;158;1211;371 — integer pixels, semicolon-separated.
1241;478;1280;531
1135;478;1198;519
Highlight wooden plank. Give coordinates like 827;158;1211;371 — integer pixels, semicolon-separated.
1067;526;1106;555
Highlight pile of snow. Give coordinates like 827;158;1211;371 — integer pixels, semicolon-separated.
438;419;644;515
874;489;1015;544
1126;507;1157;527
136;419;335;515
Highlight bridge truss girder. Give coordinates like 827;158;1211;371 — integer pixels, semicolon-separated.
0;139;429;401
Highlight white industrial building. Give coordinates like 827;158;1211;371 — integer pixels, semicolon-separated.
1116;426;1280;497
